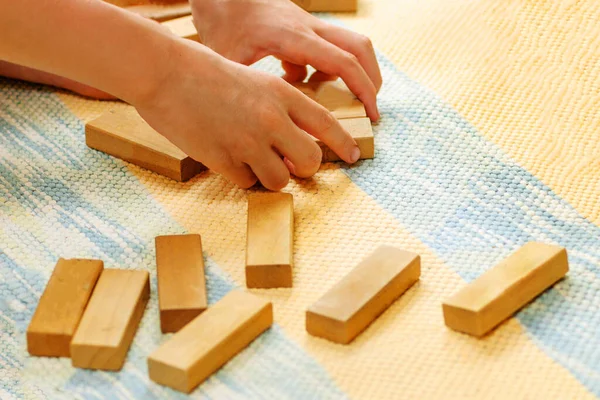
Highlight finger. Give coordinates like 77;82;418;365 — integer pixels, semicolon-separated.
272;124;322;178
308;70;337;83
286;91;360;164
314;25;382;92
247;150;291;191
281;60;308;83
279;33;379;121
212;161;258;189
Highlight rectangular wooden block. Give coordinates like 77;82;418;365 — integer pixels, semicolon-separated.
161;15;198;41
27;258;103;357
291;0;357;12
148;290;273;393
246;192;294;288
306;246;420;344
70;269;150;370
156;234;207;333
442;242;569;337
294;81;366;120
86;107;205;181
317;117;374;162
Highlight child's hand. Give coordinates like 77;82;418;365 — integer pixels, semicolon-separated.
135;40;360;190
190;0;382;121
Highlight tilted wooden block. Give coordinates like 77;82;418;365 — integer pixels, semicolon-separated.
442;242;569;337
148;290;273;393
317;117;374;162
290;0;357;12
86;107;205;181
70;269;150;370
126;2;192;22
294;81;366;120
161;15;198;41
246;192;294;288
27;258;103;357
306;246;420;344
156;234;207;333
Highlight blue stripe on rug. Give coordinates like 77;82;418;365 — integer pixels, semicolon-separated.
341;52;600;396
0;80;346;400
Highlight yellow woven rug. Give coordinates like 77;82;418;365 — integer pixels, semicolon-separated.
1;0;599;398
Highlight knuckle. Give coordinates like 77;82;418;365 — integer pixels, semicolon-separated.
357;34;374;51
343;52;360;67
257;105;284;132
316;108;337;133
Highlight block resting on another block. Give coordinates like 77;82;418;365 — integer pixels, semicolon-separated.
148;290;273;393
442;242;569;337
306;246;420;344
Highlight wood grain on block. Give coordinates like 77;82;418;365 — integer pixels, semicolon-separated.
27;259;103;357
317;117;374;162
246;192;294;288
161;15;198;41
148;290;273;393
70;269;150;370
290;0;357;12
156;234;207;333
294;81;366;119
442;242;569;337
126;2;191;21
306;246;420;344
86;107;205;181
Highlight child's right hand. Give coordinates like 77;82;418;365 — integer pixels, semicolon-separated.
134;40;361;190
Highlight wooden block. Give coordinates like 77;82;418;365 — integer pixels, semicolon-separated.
86;107;205;181
306;246;420;344
294;81;366;119
156;234;207;333
161;15;198;41
291;0;357;12
70;269;150;370
126;2;192;22
246;192;294;288
148;290;273;393
27;258;103;357
317;117;374;162
443;242;569;337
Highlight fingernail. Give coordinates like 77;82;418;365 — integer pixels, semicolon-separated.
350;146;361;163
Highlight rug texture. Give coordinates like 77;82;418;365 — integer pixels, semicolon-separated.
1;0;599;399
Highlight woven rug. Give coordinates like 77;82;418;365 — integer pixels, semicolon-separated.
1;0;599;398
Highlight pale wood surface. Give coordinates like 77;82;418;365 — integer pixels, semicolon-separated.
70;269;150;370
318;117;374;162
85;107;205;181
443;242;569;337
156;234;207;333
293;81;366;119
148;290;273;393
291;0;357;12
161;15;199;41
27;258;103;357
246;192;294;288
306;246;420;344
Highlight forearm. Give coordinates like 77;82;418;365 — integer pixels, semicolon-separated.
0;0;181;104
